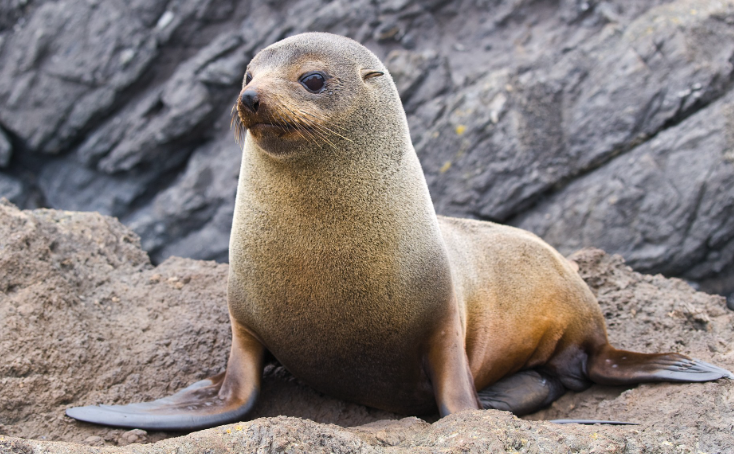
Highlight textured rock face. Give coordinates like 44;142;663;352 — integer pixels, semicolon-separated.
1;201;733;452
0;0;733;300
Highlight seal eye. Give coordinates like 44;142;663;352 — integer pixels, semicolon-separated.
300;72;326;93
245;72;253;85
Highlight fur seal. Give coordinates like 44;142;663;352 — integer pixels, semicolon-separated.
66;33;732;430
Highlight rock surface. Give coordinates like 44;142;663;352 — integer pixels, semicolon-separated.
0;0;732;300
1;201;733;452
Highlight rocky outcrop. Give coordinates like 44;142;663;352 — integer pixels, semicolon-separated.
0;0;733;300
1;202;734;452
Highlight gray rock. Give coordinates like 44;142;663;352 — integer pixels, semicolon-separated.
37;155;159;218
0;173;23;205
385;49;452;113
125;129;241;263
515;89;734;296
0;0;169;153
1;0;732;298
0;127;11;167
422;0;734;222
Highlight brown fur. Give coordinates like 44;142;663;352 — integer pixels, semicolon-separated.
227;32;609;414
65;33;731;431
229;33;463;414
224;33;729;418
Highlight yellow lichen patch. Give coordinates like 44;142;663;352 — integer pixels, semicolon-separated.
440;161;452;173
235;425;243;431
455;125;467;136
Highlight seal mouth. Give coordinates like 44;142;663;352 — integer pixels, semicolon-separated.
231;97;349;149
249;122;301;133
247;122;316;141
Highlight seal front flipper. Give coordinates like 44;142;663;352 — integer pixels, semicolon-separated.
65;374;248;431
424;313;483;416
66;319;265;431
588;345;734;385
477;370;566;416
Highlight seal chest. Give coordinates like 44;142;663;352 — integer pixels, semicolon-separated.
227;75;455;412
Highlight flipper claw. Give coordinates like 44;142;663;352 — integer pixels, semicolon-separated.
588;346;733;386
653;358;734;382
550;419;638;425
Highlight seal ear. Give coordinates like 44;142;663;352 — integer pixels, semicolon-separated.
361;69;384;80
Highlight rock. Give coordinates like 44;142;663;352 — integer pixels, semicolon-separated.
514;89;734;296
119;429;148;445
0;0;171;154
1;204;734;452
385;49;452;113
0;0;732;298
0;176;23;205
0;128;11;167
124;135;241;263
82;436;104;446
0;201;396;444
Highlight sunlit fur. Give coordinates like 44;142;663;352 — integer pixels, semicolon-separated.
226;32;731;416
64;33;733;432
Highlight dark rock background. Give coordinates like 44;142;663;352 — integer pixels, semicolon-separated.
1;0;733;301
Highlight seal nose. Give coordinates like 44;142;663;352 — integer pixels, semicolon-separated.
240;89;259;113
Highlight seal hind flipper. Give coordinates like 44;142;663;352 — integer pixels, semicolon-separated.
477;370;566;416
66;319;265;431
588;345;734;385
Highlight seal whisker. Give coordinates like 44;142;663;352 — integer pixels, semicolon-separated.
270;106;313;146
276;109;316;148
292;115;337;149
285;109;342;149
271;99;324;148
296;108;349;132
230;104;247;145
275;98;338;149
293;108;354;144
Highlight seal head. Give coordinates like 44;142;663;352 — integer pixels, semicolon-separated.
234;33;386;158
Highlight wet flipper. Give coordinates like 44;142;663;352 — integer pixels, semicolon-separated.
66;318;265;431
588;346;734;386
477;370;566;416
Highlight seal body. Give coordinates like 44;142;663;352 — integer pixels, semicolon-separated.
440;217;605;391
66;32;732;430
228;128;450;414
226;34;462;414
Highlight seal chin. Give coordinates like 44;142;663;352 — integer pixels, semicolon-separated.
248;123;293;137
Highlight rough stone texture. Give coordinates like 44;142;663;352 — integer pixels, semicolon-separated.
516;89;734;298
1;202;733;452
0;0;732;300
0;127;11;168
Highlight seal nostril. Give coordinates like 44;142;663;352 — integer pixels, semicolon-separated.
240;89;259;113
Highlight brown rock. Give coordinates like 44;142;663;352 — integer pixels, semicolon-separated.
0;202;732;452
